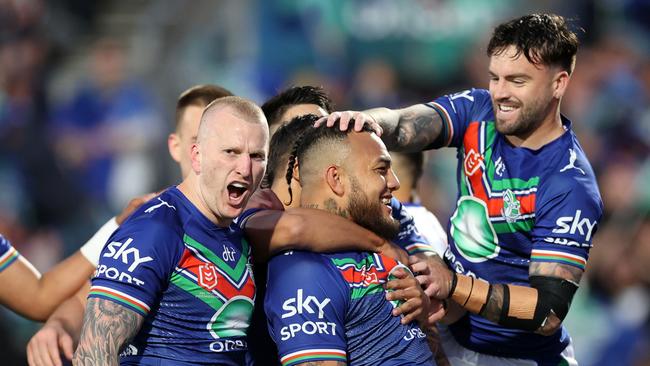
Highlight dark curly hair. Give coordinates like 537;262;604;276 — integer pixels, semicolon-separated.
487;13;580;74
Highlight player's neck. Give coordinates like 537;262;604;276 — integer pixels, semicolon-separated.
506;108;565;150
177;177;231;227
300;191;349;219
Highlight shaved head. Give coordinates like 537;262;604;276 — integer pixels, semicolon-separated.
198;96;267;143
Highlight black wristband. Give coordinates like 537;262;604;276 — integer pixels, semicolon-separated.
447;271;458;299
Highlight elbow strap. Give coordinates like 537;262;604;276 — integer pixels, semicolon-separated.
499;276;579;331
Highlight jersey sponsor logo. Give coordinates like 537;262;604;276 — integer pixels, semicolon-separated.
144;197;176;213
450;197;499;263
450;89;475;102
494;156;505;177
463;148;484;177
501;189;521;223
209;339;247;353
282;289;331;319
403;327;426;341
222;245;236;262
542;237;593;248
280;320;338;341
198;263;218;291
103;238;153;272
552;210;597;242
559;149;586;175
95;264;146;286
119;344;138;357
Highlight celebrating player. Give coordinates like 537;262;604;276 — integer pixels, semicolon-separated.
264;115;436;365
318;13;603;365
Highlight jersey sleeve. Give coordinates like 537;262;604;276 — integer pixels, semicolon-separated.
424;88;493;149
391;198;436;255
265;251;348;366
531;173;603;271
0;235;20;272
88;218;181;316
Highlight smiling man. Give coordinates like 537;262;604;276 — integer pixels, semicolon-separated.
318;13;603;366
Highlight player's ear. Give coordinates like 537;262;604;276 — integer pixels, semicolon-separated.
190;143;201;174
168;133;181;164
325;165;345;196
552;69;570;99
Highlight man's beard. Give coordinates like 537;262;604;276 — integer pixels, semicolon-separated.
347;177;400;241
493;97;549;137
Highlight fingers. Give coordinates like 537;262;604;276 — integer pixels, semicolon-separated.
397;297;424;324
386;276;417;291
28;331;59;366
313;111;382;135
409;259;431;275
59;332;74;360
415;274;435;298
427;302;447;325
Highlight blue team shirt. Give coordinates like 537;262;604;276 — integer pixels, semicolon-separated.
0;235;19;272
265;250;435;366
243;196;434;365
426;89;603;363
89;187;256;365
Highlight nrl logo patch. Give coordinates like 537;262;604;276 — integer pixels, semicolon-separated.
501;189;521;223
464;148;484;177
199;263;219;291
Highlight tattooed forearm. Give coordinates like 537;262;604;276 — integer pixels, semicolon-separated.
529;262;583;283
372;104;443;152
73;298;144;366
479;284;504;323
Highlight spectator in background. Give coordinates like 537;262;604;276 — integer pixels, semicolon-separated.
51;37;161;214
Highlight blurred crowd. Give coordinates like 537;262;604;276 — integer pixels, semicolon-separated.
0;0;648;365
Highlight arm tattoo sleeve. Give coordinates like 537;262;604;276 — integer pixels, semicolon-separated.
529;262;583;283
73;298;144;366
479;283;504;323
375;105;444;152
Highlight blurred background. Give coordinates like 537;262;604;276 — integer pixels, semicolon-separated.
0;0;648;364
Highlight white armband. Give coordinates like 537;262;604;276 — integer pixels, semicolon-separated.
79;217;119;266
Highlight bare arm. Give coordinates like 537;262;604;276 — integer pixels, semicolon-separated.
27;283;89;366
0;251;94;321
366;104;445;152
73;298;144;365
243;208;386;262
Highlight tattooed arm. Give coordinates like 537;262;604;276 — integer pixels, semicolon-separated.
73;298;144;366
366;104;445;152
476;262;582;335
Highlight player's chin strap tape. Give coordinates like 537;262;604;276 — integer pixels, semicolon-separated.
448;273;579;331
499;276;579;331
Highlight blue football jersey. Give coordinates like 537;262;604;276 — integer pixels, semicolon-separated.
89;187;256;365
265;250;435;366
425;89;603;363
0;234;19;272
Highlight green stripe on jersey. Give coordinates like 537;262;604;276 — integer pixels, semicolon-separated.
183;234;249;281
170;271;224;311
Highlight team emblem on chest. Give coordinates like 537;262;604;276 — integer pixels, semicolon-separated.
199;263;219;291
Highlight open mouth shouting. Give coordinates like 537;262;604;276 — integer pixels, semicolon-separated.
226;181;250;207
